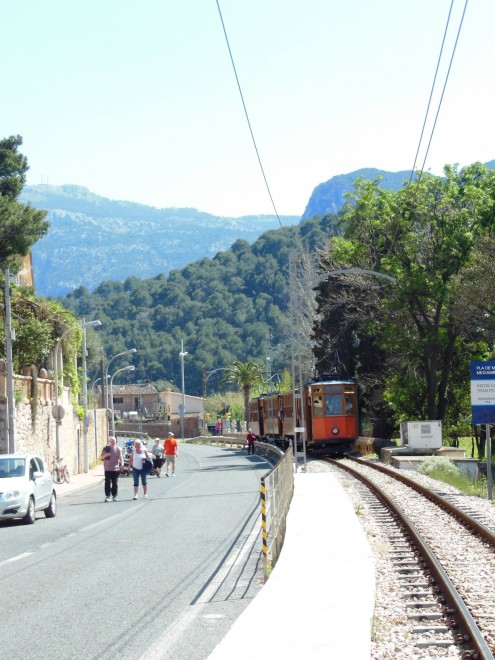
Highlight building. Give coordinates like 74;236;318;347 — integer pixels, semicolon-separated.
110;383;204;420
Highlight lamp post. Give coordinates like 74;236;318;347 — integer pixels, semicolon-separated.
110;365;135;436
4;269;15;453
104;348;137;411
179;340;188;441
202;367;229;436
54;319;101;464
104;348;136;439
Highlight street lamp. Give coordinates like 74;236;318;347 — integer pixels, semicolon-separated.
110;365;135;436
104;348;137;411
179;340;188;441
54;319;101;463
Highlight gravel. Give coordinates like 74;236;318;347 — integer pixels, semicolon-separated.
305;457;495;659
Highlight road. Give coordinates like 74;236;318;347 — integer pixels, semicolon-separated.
0;444;269;660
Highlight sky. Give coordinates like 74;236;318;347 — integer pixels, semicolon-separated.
2;0;494;218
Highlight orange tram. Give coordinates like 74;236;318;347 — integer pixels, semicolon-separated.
248;378;358;455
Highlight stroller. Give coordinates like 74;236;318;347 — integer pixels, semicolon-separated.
121;440;156;476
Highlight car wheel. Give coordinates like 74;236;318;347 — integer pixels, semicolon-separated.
44;491;57;518
22;497;36;525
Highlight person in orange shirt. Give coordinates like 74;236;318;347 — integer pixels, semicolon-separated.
164;432;179;477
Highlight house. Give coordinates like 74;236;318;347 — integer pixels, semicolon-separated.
110;383;204;419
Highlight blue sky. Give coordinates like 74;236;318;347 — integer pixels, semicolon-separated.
2;0;494;217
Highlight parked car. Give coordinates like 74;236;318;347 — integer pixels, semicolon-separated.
0;454;57;524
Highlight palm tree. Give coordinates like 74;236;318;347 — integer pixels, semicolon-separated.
221;360;265;425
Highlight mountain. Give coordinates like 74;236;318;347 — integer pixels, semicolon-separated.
302;168;412;219
20;185;299;297
302;161;495;220
23;162;495;297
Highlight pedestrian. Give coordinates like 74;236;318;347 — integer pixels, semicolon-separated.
215;417;222;436
128;439;150;499
151;437;164;477
164;431;179;477
246;428;257;455
100;436;123;502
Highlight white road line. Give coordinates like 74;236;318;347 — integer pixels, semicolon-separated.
139;520;260;660
1;509;136;568
0;551;33;567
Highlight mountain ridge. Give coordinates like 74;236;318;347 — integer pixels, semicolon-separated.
22;160;495;297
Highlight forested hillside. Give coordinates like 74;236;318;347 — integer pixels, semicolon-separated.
61;215;336;396
20;184;299;297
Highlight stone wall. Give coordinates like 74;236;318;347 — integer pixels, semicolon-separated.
0;369;107;473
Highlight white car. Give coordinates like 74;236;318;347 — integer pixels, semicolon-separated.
0;454;57;524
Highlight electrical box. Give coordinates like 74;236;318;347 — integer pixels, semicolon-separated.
406;420;442;449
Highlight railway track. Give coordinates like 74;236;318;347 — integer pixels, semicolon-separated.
323;457;495;659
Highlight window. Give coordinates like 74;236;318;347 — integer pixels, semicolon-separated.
313;395;324;417
325;396;343;416
113;397;124;404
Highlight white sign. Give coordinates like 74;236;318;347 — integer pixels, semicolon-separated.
470;381;495;406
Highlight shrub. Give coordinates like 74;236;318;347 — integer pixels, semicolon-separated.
418;456;459;478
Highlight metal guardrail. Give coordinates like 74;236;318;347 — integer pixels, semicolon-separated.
260;445;294;581
186;435;294;581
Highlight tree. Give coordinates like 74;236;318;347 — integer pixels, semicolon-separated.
221;361;265;424
314;163;495;430
0;135;49;270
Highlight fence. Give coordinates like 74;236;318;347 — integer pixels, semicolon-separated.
260;445;294;581
185;434;294;581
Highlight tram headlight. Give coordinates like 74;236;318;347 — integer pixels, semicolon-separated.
332;427;339;435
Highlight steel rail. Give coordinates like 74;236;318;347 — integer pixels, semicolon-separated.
349;456;495;547
326;458;494;659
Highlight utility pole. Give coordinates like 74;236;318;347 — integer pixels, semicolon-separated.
4;269;15;453
81;320;89;473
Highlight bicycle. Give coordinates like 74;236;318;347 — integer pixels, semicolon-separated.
51;457;71;484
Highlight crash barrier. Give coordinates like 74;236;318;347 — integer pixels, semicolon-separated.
187;436;284;464
260;445;294;581
186;435;292;580
187;435;248;449
115;431;151;444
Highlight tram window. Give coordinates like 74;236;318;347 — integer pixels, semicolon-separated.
313;395;324;417
325;395;343;415
344;394;354;414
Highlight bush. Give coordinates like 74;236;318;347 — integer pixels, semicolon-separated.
418;456;459;478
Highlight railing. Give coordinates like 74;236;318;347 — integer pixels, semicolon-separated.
0;372;54;404
260;446;294;581
186;434;294;581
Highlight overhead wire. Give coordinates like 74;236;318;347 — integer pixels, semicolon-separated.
417;0;469;180
215;0;283;229
408;0;455;184
387;0;469;261
409;0;469;185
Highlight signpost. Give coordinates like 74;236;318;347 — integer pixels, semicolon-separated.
470;361;494;499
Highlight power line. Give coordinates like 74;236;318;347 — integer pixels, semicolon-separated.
410;0;469;185
418;0;469;178
215;0;283;228
409;0;455;184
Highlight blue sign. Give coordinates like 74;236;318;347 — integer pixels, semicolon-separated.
470;361;495;424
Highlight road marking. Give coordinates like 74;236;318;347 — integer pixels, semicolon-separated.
0;552;33;567
139;521;260;660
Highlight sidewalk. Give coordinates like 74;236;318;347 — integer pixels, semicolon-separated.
209;471;376;659
54;464;105;498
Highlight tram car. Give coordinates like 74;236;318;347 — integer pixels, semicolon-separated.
248;378;358;454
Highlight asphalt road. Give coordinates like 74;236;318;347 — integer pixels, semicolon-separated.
0;444;269;660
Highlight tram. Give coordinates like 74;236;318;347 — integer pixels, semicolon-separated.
248;378;358;454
